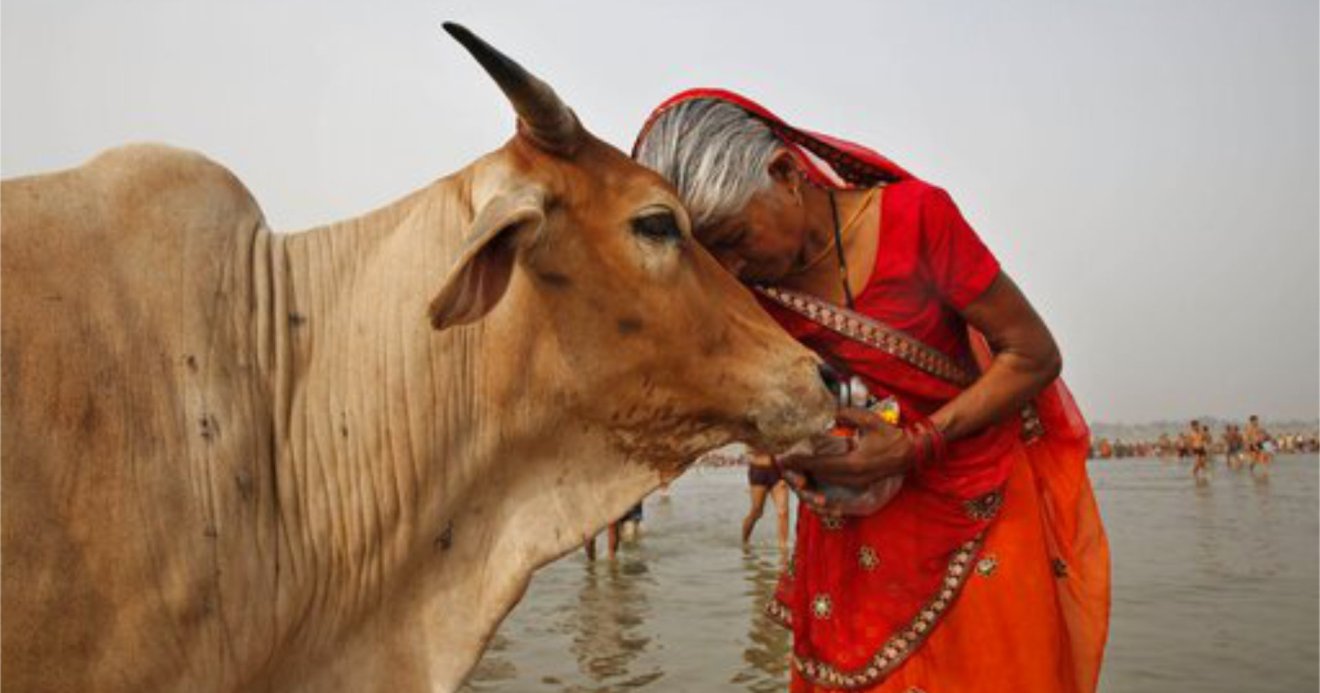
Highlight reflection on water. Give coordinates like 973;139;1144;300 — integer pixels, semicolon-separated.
569;559;660;687
463;456;1318;693
733;551;791;693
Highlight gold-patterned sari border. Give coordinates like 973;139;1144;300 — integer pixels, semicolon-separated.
770;533;985;690
756;285;976;387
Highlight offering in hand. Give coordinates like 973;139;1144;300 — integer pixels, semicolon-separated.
815;375;905;513
828;375;901;434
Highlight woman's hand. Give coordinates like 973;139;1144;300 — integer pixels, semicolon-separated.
782;469;905;517
773;407;914;517
778;407;914;488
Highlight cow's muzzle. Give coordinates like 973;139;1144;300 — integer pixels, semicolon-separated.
746;357;836;451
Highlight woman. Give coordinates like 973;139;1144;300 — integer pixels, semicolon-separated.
744;448;792;553
634;90;1109;692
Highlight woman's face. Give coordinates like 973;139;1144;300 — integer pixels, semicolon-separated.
696;158;810;283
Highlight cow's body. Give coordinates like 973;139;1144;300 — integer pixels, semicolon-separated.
2;27;834;692
1;143;682;690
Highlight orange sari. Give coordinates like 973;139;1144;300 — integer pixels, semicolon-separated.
789;355;1110;692
767;301;1110;693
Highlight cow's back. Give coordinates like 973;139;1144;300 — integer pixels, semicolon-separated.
2;144;281;691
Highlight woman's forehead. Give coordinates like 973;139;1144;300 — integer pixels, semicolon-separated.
693;218;730;243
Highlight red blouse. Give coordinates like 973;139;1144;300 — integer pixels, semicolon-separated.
762;179;1001;417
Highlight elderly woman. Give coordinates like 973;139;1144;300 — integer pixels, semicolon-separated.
634;90;1109;693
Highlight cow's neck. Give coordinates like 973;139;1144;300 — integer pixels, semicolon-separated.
270;177;470;648
268;167;661;687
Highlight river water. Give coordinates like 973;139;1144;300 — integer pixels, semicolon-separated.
462;455;1318;692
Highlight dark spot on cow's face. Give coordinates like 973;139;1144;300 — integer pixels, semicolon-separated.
288;312;307;328
184;354;198;372
203;525;218;539
616;316;643;335
434;521;454;552
536;271;572;288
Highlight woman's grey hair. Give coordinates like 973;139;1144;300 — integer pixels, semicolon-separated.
634;99;782;231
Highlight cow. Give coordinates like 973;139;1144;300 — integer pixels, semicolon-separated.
0;23;835;692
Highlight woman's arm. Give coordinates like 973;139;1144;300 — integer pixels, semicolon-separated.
930;271;1061;442
779;271;1060;491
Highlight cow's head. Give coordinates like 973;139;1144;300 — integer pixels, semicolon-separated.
429;25;834;471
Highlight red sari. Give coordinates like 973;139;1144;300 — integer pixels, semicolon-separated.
636;90;1110;692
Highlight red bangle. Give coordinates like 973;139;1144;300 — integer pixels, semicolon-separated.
905;423;929;471
906;418;948;473
926;419;948;465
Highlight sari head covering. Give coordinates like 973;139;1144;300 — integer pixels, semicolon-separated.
635;90;1108;692
634;88;912;192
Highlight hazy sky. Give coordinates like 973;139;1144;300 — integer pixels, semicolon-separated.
3;1;1316;423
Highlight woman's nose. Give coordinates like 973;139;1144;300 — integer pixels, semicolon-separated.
715;252;746;277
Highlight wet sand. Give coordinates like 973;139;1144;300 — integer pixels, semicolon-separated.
463;455;1318;692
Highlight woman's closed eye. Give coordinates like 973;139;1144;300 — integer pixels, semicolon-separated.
716;227;747;250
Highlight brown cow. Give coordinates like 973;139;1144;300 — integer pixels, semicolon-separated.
0;24;834;692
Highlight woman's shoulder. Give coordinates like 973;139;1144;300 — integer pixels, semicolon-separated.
883;178;951;214
886;178;957;205
876;179;946;235
885;180;979;238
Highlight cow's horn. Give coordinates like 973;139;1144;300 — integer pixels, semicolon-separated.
443;22;581;155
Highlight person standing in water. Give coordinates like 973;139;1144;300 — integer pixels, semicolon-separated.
583;502;645;561
1223;424;1245;470
1245;415;1273;473
743;449;791;553
1189;420;1210;478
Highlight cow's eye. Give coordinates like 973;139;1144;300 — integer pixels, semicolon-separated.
631;211;682;243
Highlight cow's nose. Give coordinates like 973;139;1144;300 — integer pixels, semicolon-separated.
817;362;844;402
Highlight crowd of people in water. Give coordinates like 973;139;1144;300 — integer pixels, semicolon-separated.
584;417;1316;561
1089;415;1319;476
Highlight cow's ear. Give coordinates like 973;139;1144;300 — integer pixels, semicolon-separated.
429;188;545;330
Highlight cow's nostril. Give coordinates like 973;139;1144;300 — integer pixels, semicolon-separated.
817;362;844;400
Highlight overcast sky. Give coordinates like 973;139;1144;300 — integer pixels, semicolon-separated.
3;0;1316;423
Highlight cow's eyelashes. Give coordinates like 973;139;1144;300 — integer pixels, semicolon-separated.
631;212;682;243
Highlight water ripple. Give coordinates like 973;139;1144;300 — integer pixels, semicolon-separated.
463;456;1318;692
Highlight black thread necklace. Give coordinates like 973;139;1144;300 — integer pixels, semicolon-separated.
828;190;857;310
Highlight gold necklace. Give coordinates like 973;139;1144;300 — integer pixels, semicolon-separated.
787;187;878;277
